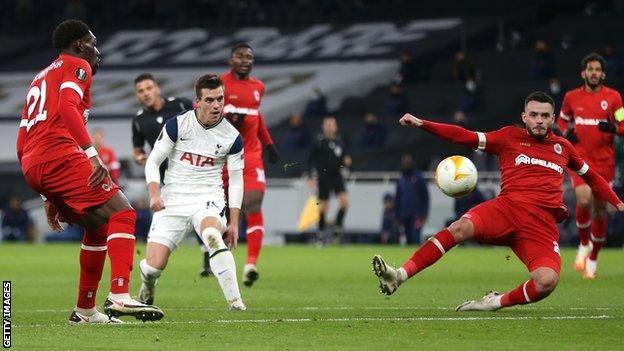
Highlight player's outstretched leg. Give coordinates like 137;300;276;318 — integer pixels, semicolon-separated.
372;227;458;296
104;209;164;321
585;216;607;279
573;206;592;272
137;258;162;305
201;227;246;310
69;309;123;324
244;211;263;287
196;233;212;277
457;267;558;311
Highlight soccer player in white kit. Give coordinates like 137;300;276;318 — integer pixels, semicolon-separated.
137;74;246;311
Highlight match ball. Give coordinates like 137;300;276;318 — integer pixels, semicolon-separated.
435;155;478;198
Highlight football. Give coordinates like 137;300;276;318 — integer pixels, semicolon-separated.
435;155;478;198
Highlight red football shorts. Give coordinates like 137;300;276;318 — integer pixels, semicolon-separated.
569;162;614;188
23;152;119;223
224;155;266;193
462;196;561;273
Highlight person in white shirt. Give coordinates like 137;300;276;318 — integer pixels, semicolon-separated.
137;73;246;311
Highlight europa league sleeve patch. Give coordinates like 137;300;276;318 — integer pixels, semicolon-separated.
75;68;87;81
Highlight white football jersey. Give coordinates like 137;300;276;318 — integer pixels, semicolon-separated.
152;110;243;205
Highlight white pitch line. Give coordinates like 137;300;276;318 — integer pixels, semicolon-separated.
16;306;616;314
13;315;616;328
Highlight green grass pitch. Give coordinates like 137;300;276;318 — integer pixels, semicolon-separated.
1;243;623;350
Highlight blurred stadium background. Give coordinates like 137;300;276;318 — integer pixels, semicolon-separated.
1;0;624;247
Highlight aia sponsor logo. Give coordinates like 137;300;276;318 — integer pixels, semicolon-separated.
180;152;215;167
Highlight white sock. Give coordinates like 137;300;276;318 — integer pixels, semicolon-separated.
201;227;242;304
140;259;162;286
108;292;131;300
397;267;408;284
586;259;598;273
211;250;242;303
74;307;97;316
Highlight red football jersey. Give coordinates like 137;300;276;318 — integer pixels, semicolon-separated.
17;54;92;171
97;145;121;183
558;86;624;166
220;70;273;161
478;126;586;209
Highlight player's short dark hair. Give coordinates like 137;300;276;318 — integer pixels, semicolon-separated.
52;19;90;50
134;73;157;85
195;73;223;98
581;52;606;71
524;91;555;108
231;42;253;55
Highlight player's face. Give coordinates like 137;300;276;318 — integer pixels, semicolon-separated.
582;60;605;89
135;79;161;109
79;31;100;75
522;101;555;140
229;47;254;77
322;118;338;136
196;87;225;126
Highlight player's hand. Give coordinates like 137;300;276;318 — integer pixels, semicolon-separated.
266;144;280;164
44;201;63;232
565;128;580;144
399;113;424;127
223;224;239;249
415;217;426;229
134;153;147;165
150;195;165;212
87;156;110;188
616;202;624;212
342;155;353;168
598;121;617;134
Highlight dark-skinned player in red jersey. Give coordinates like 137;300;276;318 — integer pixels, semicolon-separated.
16;20;163;324
557;53;624;279
221;43;279;287
372;91;624;311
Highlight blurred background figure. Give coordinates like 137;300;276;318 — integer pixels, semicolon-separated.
395;154;429;245
530;39;557;80
284;114;311;150
2;196;32;242
383;83;410;118
302;88;329;119
133;198;152;242
380;193;399;244
359;112;387;148
92;128;121;184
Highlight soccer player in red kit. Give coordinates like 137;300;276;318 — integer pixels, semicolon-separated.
557;53;624;279
221;43;279;287
16;20;163;323
372;91;624;311
92;128;121;183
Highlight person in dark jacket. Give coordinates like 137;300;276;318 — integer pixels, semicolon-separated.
395;155;429;244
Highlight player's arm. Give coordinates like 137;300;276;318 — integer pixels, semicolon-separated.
597;94;624;135
557;93;580;142
145;120;177;211
225;135;244;249
399;113;480;148
131;119;148;165
58;65;108;187
258;112;279;163
568;147;624;210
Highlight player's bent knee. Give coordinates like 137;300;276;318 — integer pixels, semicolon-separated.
534;271;559;295
447;218;473;242
108;208;137;236
200;227;228;256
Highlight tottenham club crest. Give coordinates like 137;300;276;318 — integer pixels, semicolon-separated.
554;143;562;155
75;68;87;81
601;100;608;111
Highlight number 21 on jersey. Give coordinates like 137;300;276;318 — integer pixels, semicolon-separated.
22;80;48;132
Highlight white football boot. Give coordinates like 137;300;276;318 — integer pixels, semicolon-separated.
103;294;164;321
228;298;247;311
583;259;598;280
372;255;403;296
573;242;592;272
456;291;502;311
69;309;123;325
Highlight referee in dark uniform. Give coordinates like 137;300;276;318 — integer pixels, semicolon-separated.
131;73;214;277
308;116;351;243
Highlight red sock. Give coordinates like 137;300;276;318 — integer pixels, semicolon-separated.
77;225;107;309
246;211;264;265
501;279;540;306
106;209;136;294
589;216;607;260
401;229;456;278
575;206;591;246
